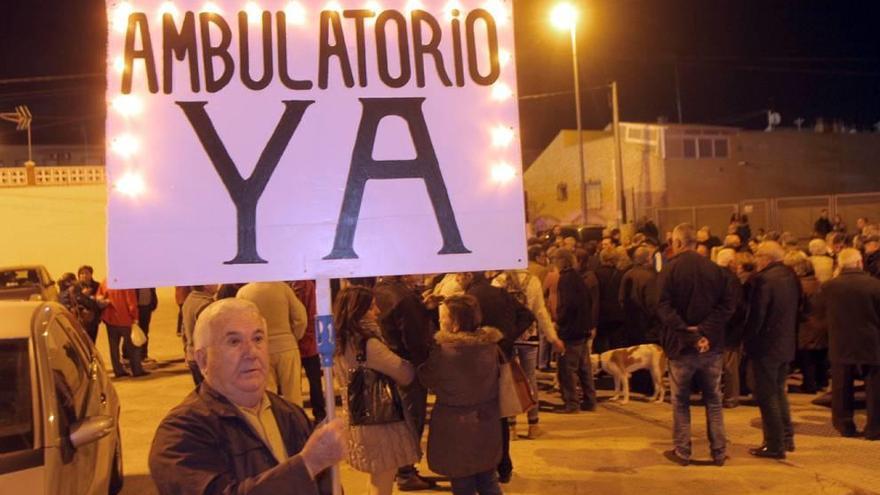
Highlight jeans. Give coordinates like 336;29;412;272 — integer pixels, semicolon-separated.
450;470;503;495
557;341;596;408
722;348;741;404
538;334;552;369
668;352;726;460
107;324;144;376
512;344;539;424
831;364;880;439
799;349;829;393
752;358;794;452
137;306;153;358
302;354;326;422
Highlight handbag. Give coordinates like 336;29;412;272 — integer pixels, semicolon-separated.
131;323;147;347
347;338;405;426
497;348;537;418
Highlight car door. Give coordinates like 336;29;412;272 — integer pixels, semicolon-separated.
43;315;100;494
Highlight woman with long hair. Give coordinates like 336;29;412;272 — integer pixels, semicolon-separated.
333;286;420;495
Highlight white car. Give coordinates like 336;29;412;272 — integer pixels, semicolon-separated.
0;301;122;494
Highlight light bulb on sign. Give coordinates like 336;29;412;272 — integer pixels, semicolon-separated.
111;134;140;158
115;171;147;198
490;125;515;148
157;1;179;19
483;0;509;27
112;1;135;34
324;1;342;12
201;1;222;13
111;94;143;117
498;49;512;67
491;82;513;101
284;1;306;24
364;0;382;14
244;2;262;23
113;56;126;74
491;162;517;184
405;0;423;15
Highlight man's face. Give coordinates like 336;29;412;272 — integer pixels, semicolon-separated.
198;311;269;407
866;241;880;255
78;270;93;283
455;272;473;290
601;238;613;250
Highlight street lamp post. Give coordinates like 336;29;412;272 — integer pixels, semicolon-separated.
551;3;586;224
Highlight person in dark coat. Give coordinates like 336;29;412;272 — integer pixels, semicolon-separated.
136;287;158;360
594;248;626;352
373;275;437;491
863;233;880;279
618;247;658;346
657;223;735;467
818;249;880;440
76;265;103;342
553;248;597;413
457;271;534;484
743;241;802;459
715;249;747;408
419;295;504;495
814;209;833;238
148;298;346;495
784;253;829;394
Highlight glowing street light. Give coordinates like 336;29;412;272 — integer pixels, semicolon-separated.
551;1;587;222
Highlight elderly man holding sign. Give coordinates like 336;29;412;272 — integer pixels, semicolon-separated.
149;298;347;495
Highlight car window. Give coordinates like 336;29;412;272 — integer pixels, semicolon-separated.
1;269;40;288
45;319;89;422
0;339;34;454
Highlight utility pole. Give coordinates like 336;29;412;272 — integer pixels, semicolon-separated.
570;22;587;223
611;81;626;225
674;64;683;124
0;105;33;163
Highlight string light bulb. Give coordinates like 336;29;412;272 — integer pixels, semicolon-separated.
111;94;143;117
111;1;135;34
115;171;147;198
324;1;342;12
113;56;126;74
491;82;513;101
491;162;517;184
201;1;222;13
284;1;306;24
244;1;262;23
491;125;515;147
157;1;179;19
498;49;512;67
111;134;140;158
483;0;509;27
443;1;462;20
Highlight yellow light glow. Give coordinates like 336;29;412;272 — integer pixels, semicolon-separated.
550;2;578;30
498;49;512;67
157;1;179;19
201;1;222;13
483;0;509;26
364;0;382;14
111;1;135;34
491;162;517;184
284;1;306;24
405;0;423;15
111;94;143;117
324;1;342;12
491;125;515;147
244;1;262;23
115;171;147;198
113;56;126;74
491;82;513;101
111;134;140;158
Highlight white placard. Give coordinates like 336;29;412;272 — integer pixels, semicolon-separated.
106;0;525;288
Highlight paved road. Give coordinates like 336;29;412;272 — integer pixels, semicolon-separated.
105;292;879;495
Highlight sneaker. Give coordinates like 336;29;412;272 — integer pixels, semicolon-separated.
580;401;596;411
527;424;543;439
713;455;729;467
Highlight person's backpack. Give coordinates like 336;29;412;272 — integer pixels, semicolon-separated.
502;271;537;342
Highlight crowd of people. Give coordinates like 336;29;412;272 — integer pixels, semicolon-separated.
54;212;880;494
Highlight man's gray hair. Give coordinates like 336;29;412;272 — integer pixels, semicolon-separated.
632;246;652;266
808;238;827;256
715;248;736;268
672;223;697;248
756;241;786;262
838;248;863;269
551;248;578;271
193;298;265;352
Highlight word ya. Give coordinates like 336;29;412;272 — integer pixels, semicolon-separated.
121;8;503;94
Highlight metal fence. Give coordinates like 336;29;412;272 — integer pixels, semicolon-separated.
0;165;105;187
642;192;880;240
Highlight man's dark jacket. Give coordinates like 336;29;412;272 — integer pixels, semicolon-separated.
556;267;594;344
819;269;880;365
149;383;329;495
618;265;658;345
467;276;535;357
866;249;880;279
594;265;625;326
373;278;434;366
743;262;801;362
656;250;735;360
721;268;748;349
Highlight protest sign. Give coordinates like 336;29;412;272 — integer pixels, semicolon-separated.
106;0;525;287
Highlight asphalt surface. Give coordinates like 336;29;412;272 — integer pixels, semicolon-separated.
105;290;880;495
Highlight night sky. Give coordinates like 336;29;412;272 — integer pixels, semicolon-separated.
1;0;879;164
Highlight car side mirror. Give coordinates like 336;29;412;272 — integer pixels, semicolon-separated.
70;415;115;449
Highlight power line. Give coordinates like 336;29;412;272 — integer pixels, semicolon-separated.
0;73;103;86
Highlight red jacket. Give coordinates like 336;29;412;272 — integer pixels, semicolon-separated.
291;281;318;358
99;281;138;327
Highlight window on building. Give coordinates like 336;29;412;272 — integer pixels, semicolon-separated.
698;138;713;157
714;139;729;158
683;138;697;158
556;182;568;201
